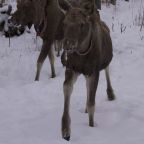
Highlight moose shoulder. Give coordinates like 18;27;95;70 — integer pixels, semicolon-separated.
61;8;115;141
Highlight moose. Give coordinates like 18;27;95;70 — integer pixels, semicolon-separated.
11;0;71;80
61;5;115;141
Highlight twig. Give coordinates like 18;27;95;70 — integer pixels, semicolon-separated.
9;32;10;47
140;10;144;31
120;23;127;33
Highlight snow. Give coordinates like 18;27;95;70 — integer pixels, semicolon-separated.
0;0;144;144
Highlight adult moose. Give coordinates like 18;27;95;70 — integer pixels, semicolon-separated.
61;2;115;141
11;0;71;80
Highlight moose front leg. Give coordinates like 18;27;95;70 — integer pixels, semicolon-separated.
105;66;115;101
85;72;99;127
61;69;79;141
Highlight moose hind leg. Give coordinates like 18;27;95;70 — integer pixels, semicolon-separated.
47;46;56;78
62;69;79;141
35;41;49;81
85;72;99;127
105;66;115;101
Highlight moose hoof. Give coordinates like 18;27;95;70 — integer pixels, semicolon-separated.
35;78;39;81
89;122;94;127
51;74;56;78
62;129;70;141
107;89;115;101
108;95;115;101
89;119;94;127
63;135;70;141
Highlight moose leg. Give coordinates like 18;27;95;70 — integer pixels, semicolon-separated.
35;40;54;81
85;94;88;113
62;69;79;141
85;72;99;127
55;40;61;57
61;51;67;66
35;42;48;81
105;66;115;100
57;41;63;57
85;77;89;113
47;47;56;78
54;41;58;56
57;41;60;57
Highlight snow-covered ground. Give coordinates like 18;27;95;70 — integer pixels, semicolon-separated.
0;0;144;144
